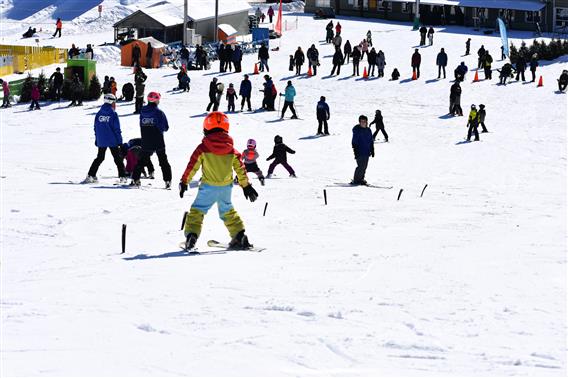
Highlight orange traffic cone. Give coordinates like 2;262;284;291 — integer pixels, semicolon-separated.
363;66;368;79
473;70;479;82
412;70;417;80
307;66;313;77
254;63;259;75
537;75;543;87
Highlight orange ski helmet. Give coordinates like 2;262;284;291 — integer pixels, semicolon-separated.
203;111;229;132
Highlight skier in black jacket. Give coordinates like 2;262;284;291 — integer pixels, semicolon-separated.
266;135;296;178
352;45;361;76
419;26;427;46
515;56;527;81
343;40;352;64
368;48;377;77
316;96;330;135
369;109;388;142
218;43;226;72
307;44;319;75
206;78;219;111
449;82;463;116
331;47;343;76
258;43;270;72
49;67;63;101
478;104;488;133
294;47;305;76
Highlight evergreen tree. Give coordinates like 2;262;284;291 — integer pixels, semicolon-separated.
37;71;48;100
18;73;34;103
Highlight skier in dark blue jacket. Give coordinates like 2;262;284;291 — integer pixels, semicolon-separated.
239;74;252;111
233;45;243;72
84;94;126;183
316;96;330;135
436;48;448;79
130;91;172;188
351;114;374;185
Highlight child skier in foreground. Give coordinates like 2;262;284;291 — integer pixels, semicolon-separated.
179;112;259;250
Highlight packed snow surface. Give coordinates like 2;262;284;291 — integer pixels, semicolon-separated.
1;3;566;376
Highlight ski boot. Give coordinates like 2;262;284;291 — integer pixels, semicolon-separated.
185;233;198;250
165;181;171;190
229;230;252;250
82;175;98;184
259;176;265;186
290;173;297;178
129;179;141;187
119;176;128;184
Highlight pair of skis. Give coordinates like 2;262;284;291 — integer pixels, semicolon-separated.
178;240;265;254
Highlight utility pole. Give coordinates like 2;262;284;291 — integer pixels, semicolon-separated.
413;0;420;30
214;0;218;42
183;0;188;45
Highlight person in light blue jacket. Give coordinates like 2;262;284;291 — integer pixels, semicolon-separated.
280;80;297;119
84;94;126;183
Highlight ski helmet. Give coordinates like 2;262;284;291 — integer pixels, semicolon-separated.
247;138;256;148
104;93;116;104
471;104;477;109
203;111;229;132
479;104;485;109
274;135;282;144
147;91;161;104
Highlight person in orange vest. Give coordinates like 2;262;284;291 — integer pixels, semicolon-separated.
52;18;62;38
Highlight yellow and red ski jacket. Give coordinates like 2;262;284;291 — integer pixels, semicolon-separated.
181;131;249;187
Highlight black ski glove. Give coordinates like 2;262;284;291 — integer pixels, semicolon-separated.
242;184;258;202
179;182;187;198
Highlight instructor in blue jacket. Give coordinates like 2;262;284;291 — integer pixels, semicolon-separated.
351;114;374;186
84;94;126;183
130;91;172;189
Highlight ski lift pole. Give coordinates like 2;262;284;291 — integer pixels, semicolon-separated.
413;0;420;30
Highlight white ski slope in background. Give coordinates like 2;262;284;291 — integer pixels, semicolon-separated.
1;3;566;376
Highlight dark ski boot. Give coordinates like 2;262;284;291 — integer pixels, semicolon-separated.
229;230;252;250
185;233;198;250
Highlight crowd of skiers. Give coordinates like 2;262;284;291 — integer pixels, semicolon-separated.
5;18;568;251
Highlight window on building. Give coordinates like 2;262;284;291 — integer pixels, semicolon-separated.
556;7;568;28
401;3;410;13
476;8;488;19
378;1;392;11
315;0;331;7
526;11;541;23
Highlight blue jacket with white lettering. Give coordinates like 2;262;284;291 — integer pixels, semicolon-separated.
139;103;169;150
94;103;122;147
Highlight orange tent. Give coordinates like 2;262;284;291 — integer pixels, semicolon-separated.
121;37;166;68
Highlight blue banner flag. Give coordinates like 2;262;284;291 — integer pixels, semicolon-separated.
498;18;509;57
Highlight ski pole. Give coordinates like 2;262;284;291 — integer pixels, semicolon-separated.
278;94;281;113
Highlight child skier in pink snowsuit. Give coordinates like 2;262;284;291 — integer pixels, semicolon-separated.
242;139;265;185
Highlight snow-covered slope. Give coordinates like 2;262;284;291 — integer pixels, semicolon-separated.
1;8;566;377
